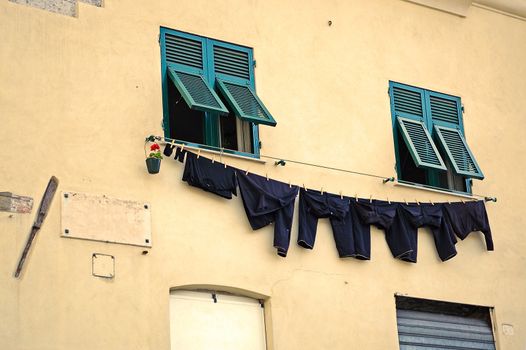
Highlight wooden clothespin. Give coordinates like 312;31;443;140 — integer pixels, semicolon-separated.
197;149;201;159
404;198;408;205
461;199;466;204
387;197;391;204
369;195;373;203
245;168;249;175
180;144;185;152
288;180;292;188
340;191;343;199
303;184;307;191
170;139;175;146
430;200;434;206
211;155;215;163
266;173;269;181
355;194;358;202
320;187;324;195
415;199;420;205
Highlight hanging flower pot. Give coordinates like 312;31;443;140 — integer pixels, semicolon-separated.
145;141;163;174
146;157;161;174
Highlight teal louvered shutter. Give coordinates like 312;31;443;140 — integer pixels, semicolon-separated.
397;309;496;350
163;33;229;115
434;125;484;179
397;117;447;171
391;84;426;120
216;79;276;126
167;68;228;115
212;42;277;127
428;91;462;127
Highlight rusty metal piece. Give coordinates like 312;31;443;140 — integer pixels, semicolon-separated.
14;176;59;278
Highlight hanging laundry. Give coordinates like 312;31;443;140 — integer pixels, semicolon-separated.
443;201;494;251
163;143;175;157
237;172;299;257
297;188;370;260
181;151;237;199
353;200;413;260
390;203;457;263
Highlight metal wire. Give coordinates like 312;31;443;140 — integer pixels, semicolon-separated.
147;135;497;202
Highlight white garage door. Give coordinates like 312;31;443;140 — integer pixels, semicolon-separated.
170;290;267;350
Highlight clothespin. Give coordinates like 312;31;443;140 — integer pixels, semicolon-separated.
170;139;175;146
303;184;307;191
180;144;185;152
320;187;324;195
369;195;373;203
404;198;408;205
340;191;343;199
212;155;215;163
220;148;226;168
387;197;391;204
289;180;292;188
245;168;249;175
430;200;434;206
355;194;358;202
415;199;420;205
461;199;466;204
266;173;269;181
197;149;201;159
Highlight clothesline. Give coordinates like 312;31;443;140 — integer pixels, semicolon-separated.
146;135;497;203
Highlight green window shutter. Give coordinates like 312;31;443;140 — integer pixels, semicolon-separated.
428;91;462;126
164;32;204;70
216;79;277;126
168;67;229;115
434;125;484;179
397;117;447;171
211;41;277;127
213;45;251;81
392;85;426;120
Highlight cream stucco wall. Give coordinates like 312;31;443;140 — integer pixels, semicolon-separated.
1;0;525;349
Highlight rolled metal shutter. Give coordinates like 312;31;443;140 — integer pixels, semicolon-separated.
397;308;496;350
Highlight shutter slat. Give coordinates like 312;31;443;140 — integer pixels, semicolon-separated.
392;86;425;117
168;68;228;115
213;45;251;80
397;117;446;171
164;33;203;69
430;94;460;125
434;126;484;179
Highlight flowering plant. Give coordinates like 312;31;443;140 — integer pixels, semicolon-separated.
148;143;163;160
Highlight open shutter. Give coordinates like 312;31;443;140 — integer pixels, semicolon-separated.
434;125;484;179
397;117;447;171
397;309;496;350
212;42;277;127
163;32;229;115
168;68;229;115
216;79;276;126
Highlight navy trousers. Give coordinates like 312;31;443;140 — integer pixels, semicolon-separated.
237;172;299;257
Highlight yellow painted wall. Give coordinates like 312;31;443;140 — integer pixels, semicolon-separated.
1;0;525;349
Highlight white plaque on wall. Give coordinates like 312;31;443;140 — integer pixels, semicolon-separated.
61;191;152;247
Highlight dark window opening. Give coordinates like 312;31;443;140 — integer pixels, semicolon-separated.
168;80;205;145
397;129;427;185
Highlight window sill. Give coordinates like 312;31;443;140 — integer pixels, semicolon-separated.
163;141;266;164
394;180;477;200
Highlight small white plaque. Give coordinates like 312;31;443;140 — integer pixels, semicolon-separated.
61;191;152;247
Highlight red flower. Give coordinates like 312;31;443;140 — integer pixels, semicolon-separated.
150;143;160;151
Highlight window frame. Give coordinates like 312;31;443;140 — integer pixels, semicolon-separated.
389;81;473;194
160;27;261;159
